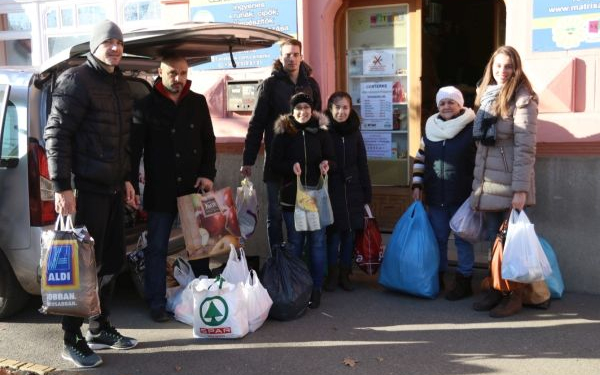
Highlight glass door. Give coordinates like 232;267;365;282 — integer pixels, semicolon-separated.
347;4;410;186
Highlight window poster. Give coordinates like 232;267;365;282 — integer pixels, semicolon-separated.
362;49;396;76
532;0;600;51
362;132;392;159
360;82;393;130
189;0;298;68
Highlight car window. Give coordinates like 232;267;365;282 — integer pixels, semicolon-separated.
1;100;18;161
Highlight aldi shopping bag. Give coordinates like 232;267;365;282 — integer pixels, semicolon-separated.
40;216;100;318
354;205;384;275
192;276;249;339
178;187;241;260
378;201;440;298
235;178;259;240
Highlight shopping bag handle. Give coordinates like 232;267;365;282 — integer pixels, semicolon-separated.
54;215;75;231
364;204;374;219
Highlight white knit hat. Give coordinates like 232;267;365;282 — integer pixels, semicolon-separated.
436;86;464;107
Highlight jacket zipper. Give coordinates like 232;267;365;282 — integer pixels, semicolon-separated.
302;130;308;186
342;137;351;227
114;75;122;193
499;146;509;172
441;140;446;207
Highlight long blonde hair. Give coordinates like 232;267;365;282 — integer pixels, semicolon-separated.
475;46;535;118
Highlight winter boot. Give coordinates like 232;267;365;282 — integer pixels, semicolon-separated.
472;288;503;311
438;272;445;291
338;266;355;291
489;290;523;318
309;288;321;309
445;273;473;301
323;266;338;292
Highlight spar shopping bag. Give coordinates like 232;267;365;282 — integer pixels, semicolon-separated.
378;201;440;299
178;187;241;260
192;276;249;339
40;216;100;318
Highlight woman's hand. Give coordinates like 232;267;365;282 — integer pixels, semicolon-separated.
319;160;329;175
512;191;527;210
412;187;421;201
293;162;302;176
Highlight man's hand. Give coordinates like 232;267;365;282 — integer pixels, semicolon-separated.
124;181;139;209
195;177;214;192
55;190;76;216
240;165;252;177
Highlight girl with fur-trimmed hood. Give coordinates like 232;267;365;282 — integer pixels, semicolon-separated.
270;92;335;309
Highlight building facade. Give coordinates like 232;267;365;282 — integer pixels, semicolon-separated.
2;0;598;294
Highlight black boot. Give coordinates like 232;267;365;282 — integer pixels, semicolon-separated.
309;288;321;309
323;266;338;292
338;266;355;291
445;273;473;301
438;272;445;291
472;288;503;311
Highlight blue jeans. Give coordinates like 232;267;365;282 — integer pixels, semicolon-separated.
428;204;474;276
266;180;284;249
485;210;510;241
282;211;326;289
327;229;354;268
144;211;177;311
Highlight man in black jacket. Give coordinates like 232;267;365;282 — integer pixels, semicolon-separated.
240;39;321;249
44;20;137;369
130;54;216;322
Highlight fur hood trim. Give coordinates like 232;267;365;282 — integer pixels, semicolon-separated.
274;111;329;135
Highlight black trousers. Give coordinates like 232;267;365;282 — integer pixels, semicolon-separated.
62;189;125;334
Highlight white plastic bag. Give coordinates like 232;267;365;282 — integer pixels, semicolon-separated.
502;210;552;283
192;276;249;339
172;257;195;287
449;196;486;243
243;270;272;332
220;244;250;285
171;277;207;326
236;178;259;240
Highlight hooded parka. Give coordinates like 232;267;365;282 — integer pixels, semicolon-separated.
270;112;335;211
471;87;538;211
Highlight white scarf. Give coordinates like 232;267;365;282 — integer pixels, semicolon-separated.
425;108;476;142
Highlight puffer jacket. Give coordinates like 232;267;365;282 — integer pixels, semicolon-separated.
130;78;217;213
325;109;372;231
270;112;335;210
44;52;133;194
242;60;321;182
471;87;538;211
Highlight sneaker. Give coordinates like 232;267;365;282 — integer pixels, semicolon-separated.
62;334;103;368
86;326;138;350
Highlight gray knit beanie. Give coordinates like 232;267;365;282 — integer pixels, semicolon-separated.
89;20;123;53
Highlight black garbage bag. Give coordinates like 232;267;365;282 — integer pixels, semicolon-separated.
259;243;313;321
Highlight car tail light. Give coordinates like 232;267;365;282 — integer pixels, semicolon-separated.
28;139;56;226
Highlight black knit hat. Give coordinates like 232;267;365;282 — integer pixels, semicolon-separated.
290;92;313;111
89;19;123;53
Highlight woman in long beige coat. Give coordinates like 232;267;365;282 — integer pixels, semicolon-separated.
470;45;538;318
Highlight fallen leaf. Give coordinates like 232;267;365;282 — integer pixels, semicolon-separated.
376;356;384;362
343;357;359;367
175;365;183;372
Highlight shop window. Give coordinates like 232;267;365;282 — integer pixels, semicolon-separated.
347;5;410;186
46;8;58;29
61;8;74;27
48;35;88;57
124;0;160;22
77;4;106;26
0;11;32;66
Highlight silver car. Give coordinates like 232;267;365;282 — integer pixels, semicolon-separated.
0;23;287;319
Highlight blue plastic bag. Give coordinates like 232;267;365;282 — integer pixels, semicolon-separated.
538;236;565;299
378;201;440;299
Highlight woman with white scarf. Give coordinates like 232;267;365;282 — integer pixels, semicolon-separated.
470;46;538;318
412;86;476;301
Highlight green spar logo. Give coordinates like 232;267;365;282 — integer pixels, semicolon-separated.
200;296;229;326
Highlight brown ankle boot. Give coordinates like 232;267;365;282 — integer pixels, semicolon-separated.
445;273;473;301
472;288;503;311
489;290;523;318
338;266;355;291
323;266;338;292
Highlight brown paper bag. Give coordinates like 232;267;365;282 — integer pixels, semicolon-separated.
177;187;241;260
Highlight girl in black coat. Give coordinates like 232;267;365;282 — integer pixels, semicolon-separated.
324;92;372;292
270;93;335;309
